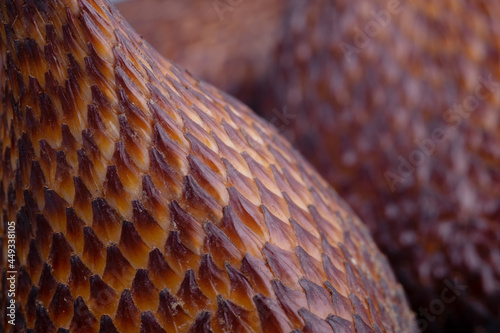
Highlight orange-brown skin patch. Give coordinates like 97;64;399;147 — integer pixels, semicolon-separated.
0;0;416;332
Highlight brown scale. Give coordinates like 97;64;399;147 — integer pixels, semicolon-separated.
115;0;286;107
0;0;416;332
262;0;500;332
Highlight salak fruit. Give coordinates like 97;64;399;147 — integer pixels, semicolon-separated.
116;0;286;106
264;0;500;332
0;0;417;332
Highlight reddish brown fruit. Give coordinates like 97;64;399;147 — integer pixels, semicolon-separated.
263;0;500;331
0;0;416;332
116;0;286;104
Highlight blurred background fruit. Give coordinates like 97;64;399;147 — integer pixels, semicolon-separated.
115;0;286;105
1;0;417;332
115;0;500;332
263;0;500;332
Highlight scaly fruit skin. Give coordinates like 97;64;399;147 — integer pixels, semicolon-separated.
265;0;500;331
0;0;416;332
116;0;286;107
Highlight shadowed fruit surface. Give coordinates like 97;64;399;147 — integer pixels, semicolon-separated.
264;0;500;331
0;0;417;332
116;0;286;106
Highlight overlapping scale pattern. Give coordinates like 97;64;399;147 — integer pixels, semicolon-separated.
0;0;416;332
265;0;500;331
116;0;286;106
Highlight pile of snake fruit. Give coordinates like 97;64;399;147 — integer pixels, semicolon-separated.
0;0;498;332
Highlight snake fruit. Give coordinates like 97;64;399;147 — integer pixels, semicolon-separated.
0;0;417;332
264;0;500;331
116;0;286;106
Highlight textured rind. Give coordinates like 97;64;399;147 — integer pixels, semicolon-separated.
264;0;500;332
0;0;416;332
116;0;286;107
